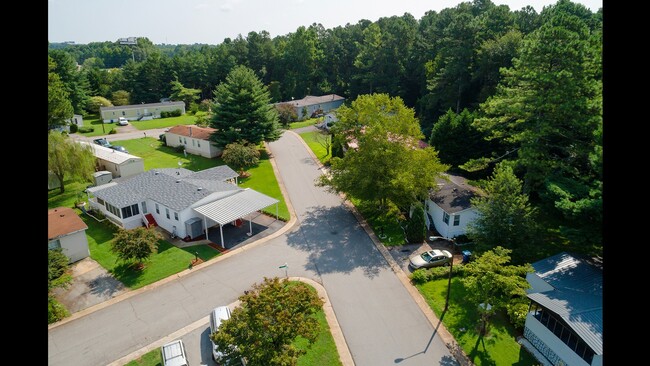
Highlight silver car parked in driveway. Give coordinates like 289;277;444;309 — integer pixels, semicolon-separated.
409;249;452;269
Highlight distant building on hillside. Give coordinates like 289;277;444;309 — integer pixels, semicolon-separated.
276;94;345;120
100;101;185;123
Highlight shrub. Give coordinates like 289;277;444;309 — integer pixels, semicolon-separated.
160;111;170;118
506;299;529;329
48;296;69;324
189;102;199;115
159;134;166;142
199;99;212;112
409;265;465;284
78;126;95;133
410;269;430;284
69;124;78;133
108;129;117;134
174;145;185;153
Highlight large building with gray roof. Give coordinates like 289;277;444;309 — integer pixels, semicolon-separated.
521;252;603;366
86;165;278;245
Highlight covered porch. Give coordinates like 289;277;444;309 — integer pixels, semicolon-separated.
193;188;280;248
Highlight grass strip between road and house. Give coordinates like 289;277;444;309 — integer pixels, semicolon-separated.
298;130;332;165
416;277;537;366
289;117;320;130
82;214;220;290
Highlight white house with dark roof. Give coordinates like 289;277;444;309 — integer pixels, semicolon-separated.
165;125;222;158
85;165;279;246
81;142;144;179
521;252;602;366
100;101;185;123
424;174;481;239
277;94;345;120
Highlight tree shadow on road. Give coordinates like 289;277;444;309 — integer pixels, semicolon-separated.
285;205;389;278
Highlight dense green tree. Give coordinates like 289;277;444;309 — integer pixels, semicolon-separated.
320;94;448;209
111;90;131;106
85;96;113;114
111;227;162;267
406;203;426;243
209;65;281;147
48;56;74;131
275;103;298;126
211;277;323;366
48;132;95;193
48;49;90;114
467;162;539;262
461;246;532;335
429;108;492;169
221;143;260;175
169;80;201;109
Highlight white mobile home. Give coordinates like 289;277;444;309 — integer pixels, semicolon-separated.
100;101;185;123
48;207;90;263
82;142;145;179
424;174;481;239
165;125;222;158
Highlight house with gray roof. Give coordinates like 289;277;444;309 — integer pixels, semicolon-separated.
100;101;185;123
424;174;482;239
521;252;602;366
276;94;345;120
86;165;279;246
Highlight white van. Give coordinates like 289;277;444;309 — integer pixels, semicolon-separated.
209;306;246;365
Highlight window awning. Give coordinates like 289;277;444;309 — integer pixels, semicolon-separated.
193;188;279;225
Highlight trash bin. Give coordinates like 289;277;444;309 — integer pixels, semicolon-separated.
462;250;472;264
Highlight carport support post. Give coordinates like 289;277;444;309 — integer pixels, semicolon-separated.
248;214;253;236
220;224;225;248
203;216;208;242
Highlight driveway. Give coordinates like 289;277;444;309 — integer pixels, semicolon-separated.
48;130;456;366
51;258;127;314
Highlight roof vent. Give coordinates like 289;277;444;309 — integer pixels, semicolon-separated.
197;187;203;191
154;171;159;175
176;179;181;183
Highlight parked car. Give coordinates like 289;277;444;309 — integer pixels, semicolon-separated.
117;117;129;126
209;306;246;365
161;340;189;366
93;138;112;148
409;249;452;269
110;145;129;153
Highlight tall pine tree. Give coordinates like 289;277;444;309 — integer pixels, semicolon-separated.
210;65;281;148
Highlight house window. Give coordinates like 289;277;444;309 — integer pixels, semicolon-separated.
179;137;183;144
443;212;449;225
174;212;179;221
184;138;187;144
192;139;195;147
105;202;122;218
166;208;170;219
197;140;201;147
97;197;105;205
121;203;140;219
155;203;160;214
48;239;61;250
142;201;147;213
122;111;126;116
453;215;460;226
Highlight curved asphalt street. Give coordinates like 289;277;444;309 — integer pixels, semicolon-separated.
48;131;454;366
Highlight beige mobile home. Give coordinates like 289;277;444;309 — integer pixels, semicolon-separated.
100;101;185;123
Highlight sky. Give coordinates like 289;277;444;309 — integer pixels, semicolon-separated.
48;0;602;45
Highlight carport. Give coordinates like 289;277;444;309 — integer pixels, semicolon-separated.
193;188;280;248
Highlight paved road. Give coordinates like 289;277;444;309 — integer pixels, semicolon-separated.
48;131;454;366
69;126;169;144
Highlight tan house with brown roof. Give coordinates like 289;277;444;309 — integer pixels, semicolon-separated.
48;207;90;263
164;125;222;158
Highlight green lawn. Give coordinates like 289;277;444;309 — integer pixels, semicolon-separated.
290;117;320;130
299;130;331;164
130;114;198;130
117;137;222;171
417;278;537;366
296;310;342;366
349;198;406;246
239;150;290;221
48;180;91;209
75;114;118;137
82;214;220;289
124;349;162;366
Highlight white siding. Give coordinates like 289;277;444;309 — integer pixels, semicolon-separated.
97;159;120;178
524;313;591;366
164;132;221;158
58;231;90;263
591;355;602;366
424;198;478;239
118;159;145;178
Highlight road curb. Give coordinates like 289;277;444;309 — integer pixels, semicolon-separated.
49;143;299;331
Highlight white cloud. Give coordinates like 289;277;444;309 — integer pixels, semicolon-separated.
195;2;211;10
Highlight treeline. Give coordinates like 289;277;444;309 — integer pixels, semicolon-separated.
49;0;600;133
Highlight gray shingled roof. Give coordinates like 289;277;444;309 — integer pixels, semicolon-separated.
281;94;345;108
528;252;603;355
92;166;241;211
429;174;482;213
100;101;185;112
186;165;238;181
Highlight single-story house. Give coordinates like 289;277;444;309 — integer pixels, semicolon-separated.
277;94;345;120
67;114;84;127
522;252;602;366
85;165;279;247
424;174;481;239
81;142;144;179
48;207;90;263
100;101;185;123
165;125;222;158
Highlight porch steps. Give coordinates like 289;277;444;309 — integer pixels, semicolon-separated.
144;213;158;228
